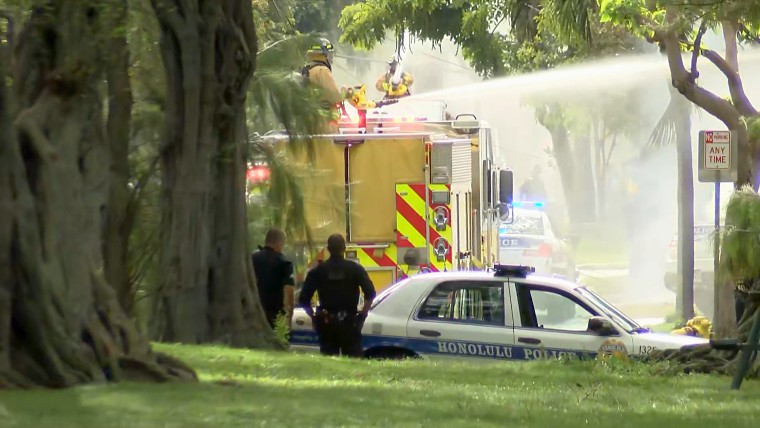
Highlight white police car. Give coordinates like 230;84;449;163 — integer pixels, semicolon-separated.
498;202;576;280
289;265;707;360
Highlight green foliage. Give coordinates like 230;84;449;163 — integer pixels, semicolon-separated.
246;136;314;248
599;0;760;53
747;116;760;146
339;0;638;77
249;35;328;136
272;312;291;348
293;0;354;39
5;343;760;426
253;0;297;43
718;186;760;284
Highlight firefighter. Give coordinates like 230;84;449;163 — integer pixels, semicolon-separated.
301;38;344;131
375;54;413;99
298;233;376;357
519;164;547;201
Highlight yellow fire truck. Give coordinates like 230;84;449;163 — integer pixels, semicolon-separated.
263;96;513;292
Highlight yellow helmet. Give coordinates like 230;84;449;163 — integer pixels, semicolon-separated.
307;38;335;63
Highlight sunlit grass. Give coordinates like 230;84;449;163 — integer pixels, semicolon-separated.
574;224;629;265
1;343;758;427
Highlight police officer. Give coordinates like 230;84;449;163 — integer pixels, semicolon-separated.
252;228;295;329
298;234;376;357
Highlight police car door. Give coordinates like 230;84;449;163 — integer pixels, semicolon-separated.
509;281;630;359
405;279;517;361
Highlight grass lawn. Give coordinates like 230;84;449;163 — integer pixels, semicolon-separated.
573;224;630;266
2;343;759;427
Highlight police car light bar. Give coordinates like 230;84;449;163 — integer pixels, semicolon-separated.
511;201;545;209
493;264;536;278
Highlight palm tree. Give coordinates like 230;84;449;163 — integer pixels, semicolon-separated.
648;83;697;322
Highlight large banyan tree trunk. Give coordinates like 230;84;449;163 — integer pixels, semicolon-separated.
103;0;137;316
151;0;278;347
0;1;195;388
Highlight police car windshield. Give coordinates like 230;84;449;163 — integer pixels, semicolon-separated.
501;210;544;236
577;287;645;333
370;278;411;310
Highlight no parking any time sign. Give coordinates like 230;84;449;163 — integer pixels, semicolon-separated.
698;130;738;183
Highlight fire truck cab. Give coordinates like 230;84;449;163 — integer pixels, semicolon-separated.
263;100;513;292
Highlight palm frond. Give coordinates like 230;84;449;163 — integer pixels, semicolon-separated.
647;97;679;148
541;0;592;45
647;91;700;149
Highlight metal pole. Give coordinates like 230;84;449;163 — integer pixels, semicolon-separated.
713;181;720;320
424;142;431;270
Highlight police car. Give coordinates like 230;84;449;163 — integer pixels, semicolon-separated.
289;265;707;360
498;202;576;280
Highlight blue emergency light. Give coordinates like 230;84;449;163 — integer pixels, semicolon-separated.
511;201;545;209
493;264;536;278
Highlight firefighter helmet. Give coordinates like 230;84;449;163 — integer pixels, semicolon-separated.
307;38;335;63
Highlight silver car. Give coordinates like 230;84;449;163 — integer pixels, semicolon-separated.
498;203;576;280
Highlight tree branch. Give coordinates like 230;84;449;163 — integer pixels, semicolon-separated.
690;20;708;77
701;49;758;117
722;20;739;71
606;134;618;167
656;10;742;130
621;7;752;128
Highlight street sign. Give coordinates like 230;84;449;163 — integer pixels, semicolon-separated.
698;130;737;182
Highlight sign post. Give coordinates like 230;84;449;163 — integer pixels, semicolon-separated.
698;130;741;386
698;130;737;319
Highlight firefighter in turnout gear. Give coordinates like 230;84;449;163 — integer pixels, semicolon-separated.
375;54;413;99
301;38;344;132
298;234;376;357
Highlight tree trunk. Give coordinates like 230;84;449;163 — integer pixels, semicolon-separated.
535;104;581;223
151;0;279;347
573;125;596;222
104;0;136;317
673;89;695;321
0;1;195;388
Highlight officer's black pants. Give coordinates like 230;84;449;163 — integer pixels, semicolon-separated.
314;313;362;357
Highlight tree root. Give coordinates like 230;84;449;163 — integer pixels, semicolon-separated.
643;343;760;377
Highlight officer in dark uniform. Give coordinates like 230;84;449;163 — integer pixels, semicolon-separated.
298;234;376;357
252;228;295;329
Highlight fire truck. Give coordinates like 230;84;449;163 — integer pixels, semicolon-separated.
261;94;514;292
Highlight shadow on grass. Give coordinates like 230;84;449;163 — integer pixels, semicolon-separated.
2;374;760;428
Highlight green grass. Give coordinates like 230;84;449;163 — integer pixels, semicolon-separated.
647;322;678;333
573;224;629;265
2;343;760;427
